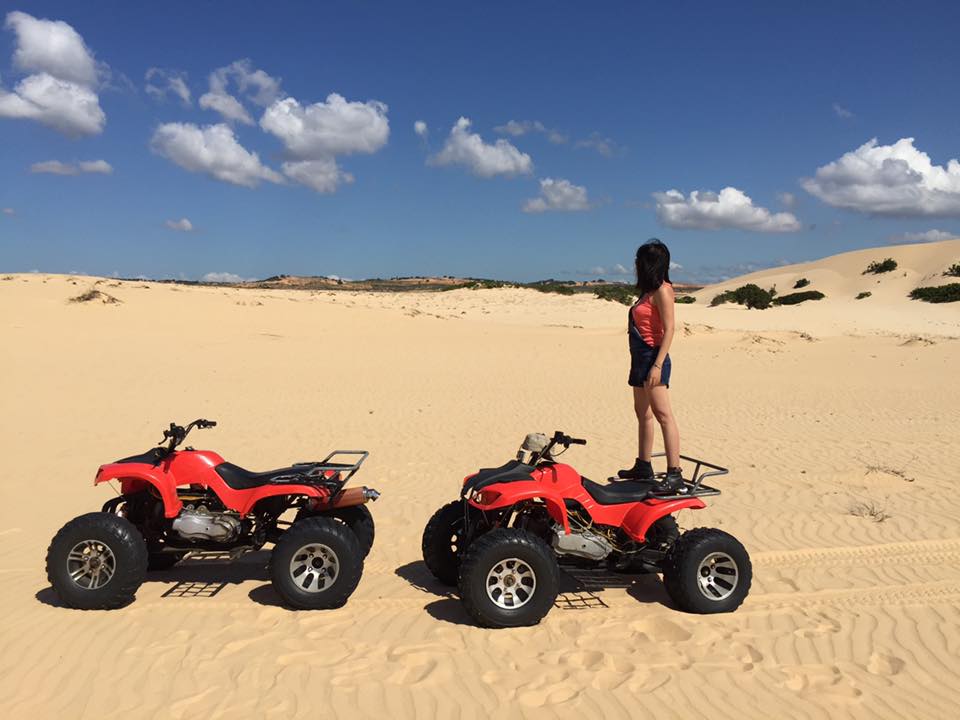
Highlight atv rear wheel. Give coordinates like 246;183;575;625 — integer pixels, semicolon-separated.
662;528;751;614
270;516;363;609
46;512;149;609
458;529;559;628
295;505;375;558
421;501;464;585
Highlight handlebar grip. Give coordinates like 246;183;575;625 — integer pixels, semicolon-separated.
569;438;587;445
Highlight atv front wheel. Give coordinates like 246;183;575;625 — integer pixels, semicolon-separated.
46;512;149;609
662;528;751;614
458;529;559;628
270;516;363;609
421;501;464;585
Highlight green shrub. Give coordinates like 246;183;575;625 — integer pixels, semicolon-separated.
793;278;810;289
863;258;898;274
710;283;774;309
675;295;696;304
855;291;872;300
594;285;636;305
772;290;825;306
908;283;960;303
945;263;960;278
532;282;576;295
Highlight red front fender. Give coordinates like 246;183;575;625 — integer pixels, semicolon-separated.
96;462;183;518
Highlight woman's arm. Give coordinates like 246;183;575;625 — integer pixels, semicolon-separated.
646;283;675;386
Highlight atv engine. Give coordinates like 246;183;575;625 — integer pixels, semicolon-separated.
552;526;613;560
172;506;241;542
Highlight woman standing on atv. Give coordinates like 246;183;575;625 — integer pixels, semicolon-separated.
618;239;684;491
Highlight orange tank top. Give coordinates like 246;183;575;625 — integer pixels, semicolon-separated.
630;283;669;346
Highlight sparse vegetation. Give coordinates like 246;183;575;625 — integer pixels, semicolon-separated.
593;285;636;305
710;284;774;310
863;258;898;274
675;295;696;304
69;289;121;304
793;277;810;289
944;263;960;278
855;291;872;300
772;290;825;306
909;283;960;303
848;500;890;523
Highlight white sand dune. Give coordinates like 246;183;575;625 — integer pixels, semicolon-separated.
0;241;958;719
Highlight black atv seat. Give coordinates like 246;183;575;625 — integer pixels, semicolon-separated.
581;477;657;505
215;462;317;490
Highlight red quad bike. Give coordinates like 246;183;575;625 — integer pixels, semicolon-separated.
422;431;751;628
46;419;380;610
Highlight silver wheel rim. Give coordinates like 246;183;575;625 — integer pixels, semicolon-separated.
485;557;536;609
290;543;339;593
696;551;738;601
67;540;117;590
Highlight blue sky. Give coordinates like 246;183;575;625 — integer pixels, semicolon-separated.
1;1;959;283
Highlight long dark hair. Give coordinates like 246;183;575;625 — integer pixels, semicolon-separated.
635;238;672;295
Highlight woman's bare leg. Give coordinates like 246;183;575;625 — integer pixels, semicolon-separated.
646;384;680;468
633;386;655;460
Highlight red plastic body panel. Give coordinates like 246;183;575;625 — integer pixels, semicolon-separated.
95;449;331;518
466;462;705;542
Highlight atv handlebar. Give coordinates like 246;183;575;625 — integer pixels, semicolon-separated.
160;418;217;451
552;431;586;447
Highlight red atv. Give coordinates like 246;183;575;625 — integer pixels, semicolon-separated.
422;431;751;627
46;419;380;610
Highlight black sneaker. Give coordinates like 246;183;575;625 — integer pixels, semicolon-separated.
617;458;654;480
658;467;686;493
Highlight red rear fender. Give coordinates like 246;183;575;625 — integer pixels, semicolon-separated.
621;497;706;542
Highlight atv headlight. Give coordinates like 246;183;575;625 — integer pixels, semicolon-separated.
473;490;501;506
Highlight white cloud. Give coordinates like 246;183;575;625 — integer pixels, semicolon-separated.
888;229;955;244
202;272;246;283
0;72;105;136
281;159;353;194
150;122;283;188
2;207;14;216
414;119;427;138
5;11;98;86
833;102;853;119
261;94;389;157
199;59;281;125
0;12;105;136
654;187;801;232
260;92;389;193
494;119;568;145
430;117;533;178
145;68;191;106
165;217;193;232
575;132;618;157
523;178;591;213
778;191;797;208
587;263;631;277
30;158;113;175
199;88;253;125
802;138;960;217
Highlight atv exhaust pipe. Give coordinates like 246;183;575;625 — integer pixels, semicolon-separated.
329;486;380;509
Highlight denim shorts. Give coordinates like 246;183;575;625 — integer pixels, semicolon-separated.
628;332;672;388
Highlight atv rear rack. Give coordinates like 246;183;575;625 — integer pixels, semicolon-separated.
644;452;728;500
295;450;369;484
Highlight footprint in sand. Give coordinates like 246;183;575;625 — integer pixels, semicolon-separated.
867;652;905;676
776;664;862;700
629;617;693;642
